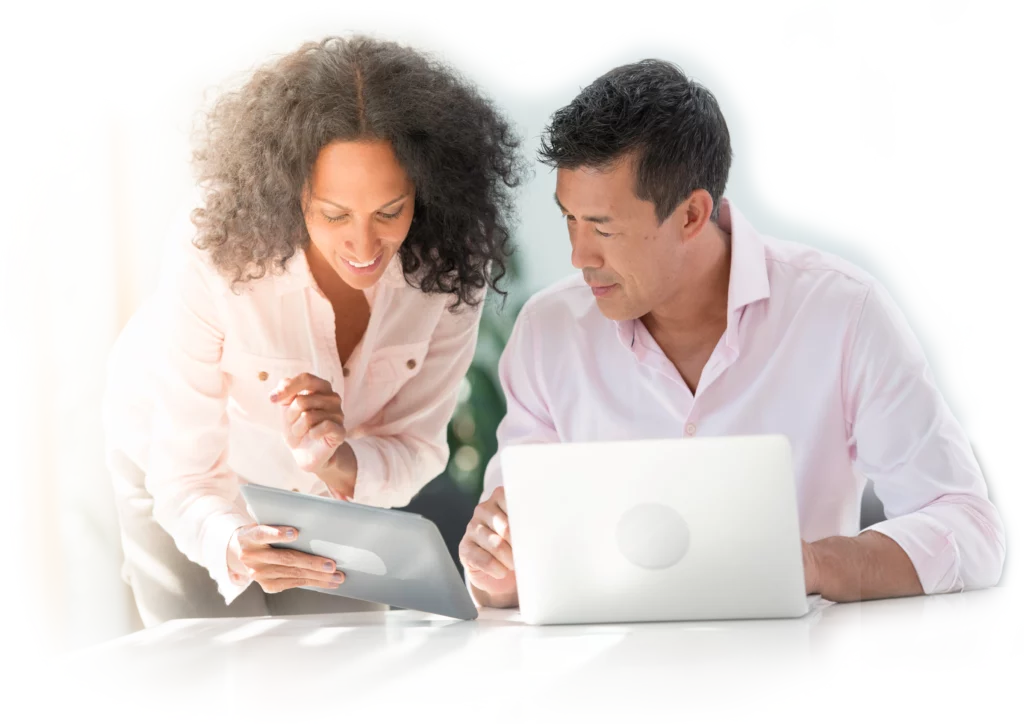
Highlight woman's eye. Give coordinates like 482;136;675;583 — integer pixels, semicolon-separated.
322;212;349;223
378;207;403;220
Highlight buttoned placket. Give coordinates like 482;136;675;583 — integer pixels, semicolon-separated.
307;285;346;397
624;315;742;439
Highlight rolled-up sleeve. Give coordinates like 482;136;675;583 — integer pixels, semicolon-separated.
348;293;485;509
843;282;1005;593
480;307;560;502
146;241;254;604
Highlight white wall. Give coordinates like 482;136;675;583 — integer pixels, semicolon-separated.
48;114;128;651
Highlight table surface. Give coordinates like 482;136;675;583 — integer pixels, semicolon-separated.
33;587;1022;722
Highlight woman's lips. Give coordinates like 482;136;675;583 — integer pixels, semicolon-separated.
341;252;384;275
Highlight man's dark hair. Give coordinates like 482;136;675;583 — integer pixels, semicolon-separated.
538;59;732;223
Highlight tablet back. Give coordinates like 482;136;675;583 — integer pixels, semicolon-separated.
240;483;478;620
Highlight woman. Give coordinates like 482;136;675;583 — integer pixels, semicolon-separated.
103;36;524;625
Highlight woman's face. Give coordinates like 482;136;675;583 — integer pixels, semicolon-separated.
303;139;415;291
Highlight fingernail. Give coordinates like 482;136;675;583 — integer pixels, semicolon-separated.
284;529;296;539
332;573;344;583
322;561;334;572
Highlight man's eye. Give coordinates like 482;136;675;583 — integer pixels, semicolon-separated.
595;228;613;238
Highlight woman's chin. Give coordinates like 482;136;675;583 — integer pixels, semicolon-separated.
335;252;389;288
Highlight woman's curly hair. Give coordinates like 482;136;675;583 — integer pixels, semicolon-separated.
190;35;527;309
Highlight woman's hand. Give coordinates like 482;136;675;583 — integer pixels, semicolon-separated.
227;523;344;593
270;373;356;499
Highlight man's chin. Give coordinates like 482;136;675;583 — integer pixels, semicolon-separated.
594;297;636;322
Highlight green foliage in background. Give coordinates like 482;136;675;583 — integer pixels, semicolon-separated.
445;256;528;499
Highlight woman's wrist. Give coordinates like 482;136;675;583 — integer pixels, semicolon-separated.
321;442;358;498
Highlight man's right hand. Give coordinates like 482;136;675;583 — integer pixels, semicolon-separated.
227;523;345;593
459;486;519;608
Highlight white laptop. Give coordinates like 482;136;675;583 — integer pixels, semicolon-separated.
500;435;809;625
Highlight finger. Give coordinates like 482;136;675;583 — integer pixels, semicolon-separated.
244;546;338;574
257;565;346;585
468;520;515;571
288;410;345;446
240;525;297;547
284;392;342;425
309;419;346;449
269;373;334;404
459;537;509;579
258;577;342;594
475;502;512;544
491;486;508;514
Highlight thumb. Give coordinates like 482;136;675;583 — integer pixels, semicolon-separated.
244;524;297;547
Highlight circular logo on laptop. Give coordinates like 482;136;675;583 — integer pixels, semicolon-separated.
616;503;690;570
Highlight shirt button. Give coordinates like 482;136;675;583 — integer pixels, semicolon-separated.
685;423;697;436
342;367;350;377
258;371;269;382
406;359;417;370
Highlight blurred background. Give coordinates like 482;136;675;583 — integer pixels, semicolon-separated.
9;11;999;659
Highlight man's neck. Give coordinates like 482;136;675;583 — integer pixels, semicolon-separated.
642;225;732;346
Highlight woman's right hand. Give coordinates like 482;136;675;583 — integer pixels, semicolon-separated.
226;523;345;593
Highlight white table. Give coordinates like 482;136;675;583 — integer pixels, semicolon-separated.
33;587;1022;722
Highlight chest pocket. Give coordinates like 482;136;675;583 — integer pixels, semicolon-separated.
365;341;431;405
220;346;314;431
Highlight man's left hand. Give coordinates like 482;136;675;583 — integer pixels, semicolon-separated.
802;540;820;595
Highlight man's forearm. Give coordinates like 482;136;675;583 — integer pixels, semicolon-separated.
807;530;924;602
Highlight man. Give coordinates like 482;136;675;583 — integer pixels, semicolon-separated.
459;59;1005;607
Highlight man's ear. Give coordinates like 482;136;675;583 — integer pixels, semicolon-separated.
679;189;715;242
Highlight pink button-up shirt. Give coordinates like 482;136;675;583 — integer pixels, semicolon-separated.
483;200;1005;594
105;218;482;602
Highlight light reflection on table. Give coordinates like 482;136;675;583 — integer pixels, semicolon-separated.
33;588;1019;722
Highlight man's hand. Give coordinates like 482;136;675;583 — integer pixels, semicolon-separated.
802;540;820;594
459;486;519;608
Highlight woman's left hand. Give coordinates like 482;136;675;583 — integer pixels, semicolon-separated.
270;373;355;498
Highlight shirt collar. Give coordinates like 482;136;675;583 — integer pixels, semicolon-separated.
613;197;770;352
719;198;770;315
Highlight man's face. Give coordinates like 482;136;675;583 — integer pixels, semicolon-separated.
554;160;688;321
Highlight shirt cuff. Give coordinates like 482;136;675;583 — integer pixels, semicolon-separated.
866;512;963;594
346;437;390;506
201;511;256;605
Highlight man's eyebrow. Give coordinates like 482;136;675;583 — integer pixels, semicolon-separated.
552;192;614;223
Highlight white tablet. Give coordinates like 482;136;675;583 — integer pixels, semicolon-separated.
240;483;478;620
